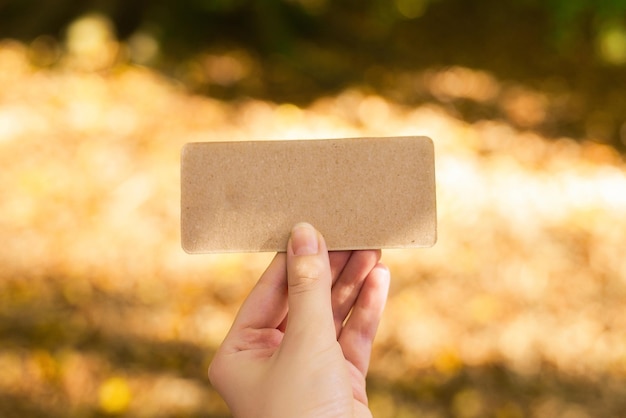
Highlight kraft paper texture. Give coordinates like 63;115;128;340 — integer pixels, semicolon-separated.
181;136;436;253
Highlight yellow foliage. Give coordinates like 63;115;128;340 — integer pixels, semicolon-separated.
98;377;132;414
1;38;626;417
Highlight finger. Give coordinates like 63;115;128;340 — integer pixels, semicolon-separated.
338;263;390;377
276;250;353;332
283;223;336;345
329;251;352;284
229;253;288;332
332;250;382;335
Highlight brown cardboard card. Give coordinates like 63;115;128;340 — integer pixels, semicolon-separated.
181;136;436;253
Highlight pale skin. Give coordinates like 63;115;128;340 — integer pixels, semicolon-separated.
209;222;390;418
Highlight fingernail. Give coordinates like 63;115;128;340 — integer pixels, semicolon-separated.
291;223;319;256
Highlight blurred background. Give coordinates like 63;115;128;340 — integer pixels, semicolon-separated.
1;0;626;417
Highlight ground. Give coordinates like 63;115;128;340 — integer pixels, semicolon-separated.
1;19;626;418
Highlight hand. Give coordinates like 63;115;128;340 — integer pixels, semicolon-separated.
209;222;390;418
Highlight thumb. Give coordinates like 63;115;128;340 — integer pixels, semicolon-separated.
284;223;336;344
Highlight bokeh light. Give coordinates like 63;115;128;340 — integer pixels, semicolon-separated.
1;9;626;417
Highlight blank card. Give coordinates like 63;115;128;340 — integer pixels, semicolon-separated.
181;136;436;253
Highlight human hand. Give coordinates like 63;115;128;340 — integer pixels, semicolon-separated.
208;222;390;418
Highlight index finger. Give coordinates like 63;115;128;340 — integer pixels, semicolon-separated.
230;253;289;331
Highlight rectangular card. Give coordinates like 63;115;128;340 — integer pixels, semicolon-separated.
181;136;436;253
